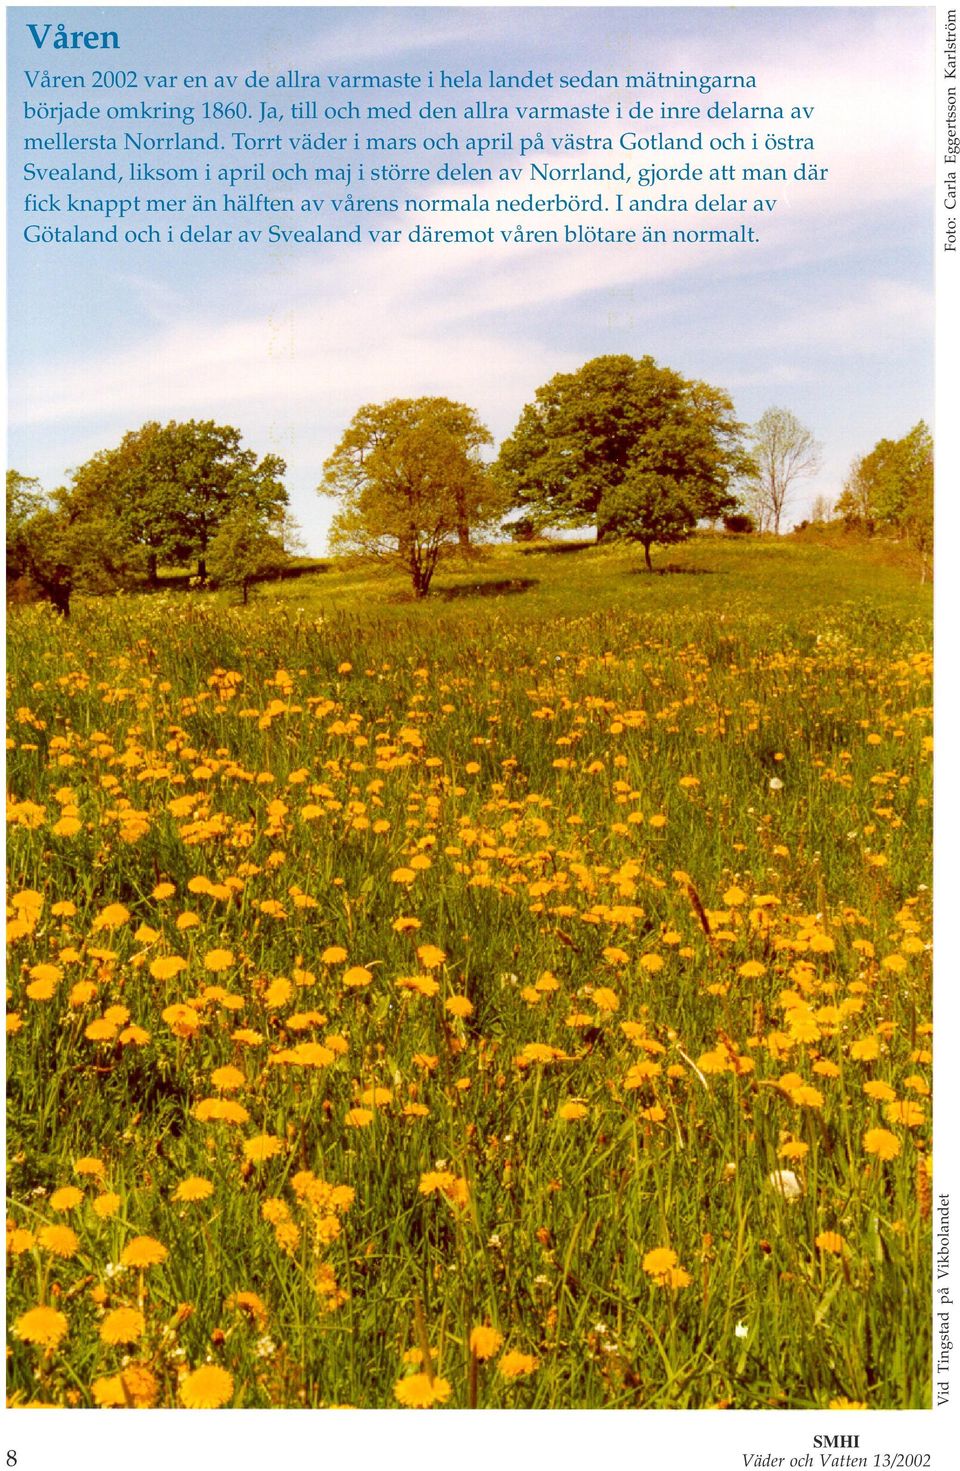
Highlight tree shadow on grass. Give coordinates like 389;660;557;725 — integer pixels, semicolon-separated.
517;540;596;556
437;577;539;600
139;561;330;594
629;564;718;577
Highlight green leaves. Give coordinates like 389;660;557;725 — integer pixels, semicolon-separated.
68;419;288;574
495;355;743;557
322;397;501;598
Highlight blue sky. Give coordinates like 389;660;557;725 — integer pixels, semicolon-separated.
7;5;936;552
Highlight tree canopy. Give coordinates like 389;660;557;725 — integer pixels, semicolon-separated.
6;469;144;615
745;407;822;534
837;421;932;576
68;420;287;579
206;506;296;604
321;397;502;597
494;354;748;558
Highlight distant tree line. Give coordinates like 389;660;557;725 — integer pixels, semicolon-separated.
7;361;933;610
836;421;933;579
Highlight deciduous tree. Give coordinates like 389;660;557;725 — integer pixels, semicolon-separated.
837;421;933;578
321;398;500;597
69;420;287;580
206;507;296;604
6;472;143;616
745;407;822;534
495;355;748;551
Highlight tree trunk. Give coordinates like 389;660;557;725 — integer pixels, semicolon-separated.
242;579;249;605
147;551;158;586
47;581;71;617
644;541;653;571
197;556;207;580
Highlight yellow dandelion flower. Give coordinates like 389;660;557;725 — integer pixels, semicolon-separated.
161;1003;200;1039
149;956;188;982
342;966;373;988
815;1232;846;1255
91;903;130;931
863;1128;901;1161
25;978;57;1002
344;1107;373;1128
203;948;234;972
117;1364;158;1407
37;1224;79;1259
120;1236;168;1268
15;1305;68;1348
416;944;447;970
625;1060;662;1089
74;1156;105;1178
445;995;474;1018
91;1374;126;1407
642;1247;679;1278
227;1291;268;1322
516;1042;566;1065
470;1325;504;1360
393;971;440;998
93;1193;121;1219
118;1025;151;1047
7;1227;35;1255
498;1350;539;1378
179;1364;234;1409
99;1306;145;1345
738;960;767;979
863;1080;897;1102
884;1100;925;1128
210;1065;245;1092
49;1186;84;1212
264;976;292;1008
557;1100;588;1121
193;1098;250;1125
84;1018;118;1042
231;1028;263;1047
273;1220;300;1252
243;1134;284;1163
172;1177;214;1203
394;1372;452;1408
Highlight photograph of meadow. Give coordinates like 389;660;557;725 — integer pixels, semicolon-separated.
6;5;936;1417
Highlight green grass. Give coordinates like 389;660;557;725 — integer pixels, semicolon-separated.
6;533;932;1409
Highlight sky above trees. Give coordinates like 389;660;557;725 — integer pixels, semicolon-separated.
7;4;935;553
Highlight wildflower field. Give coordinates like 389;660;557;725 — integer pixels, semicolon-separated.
6;535;933;1409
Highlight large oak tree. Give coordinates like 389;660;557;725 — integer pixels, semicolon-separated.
68;420;287;580
495;355;749;559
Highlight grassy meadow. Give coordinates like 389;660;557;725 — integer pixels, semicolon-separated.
6;533;933;1409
